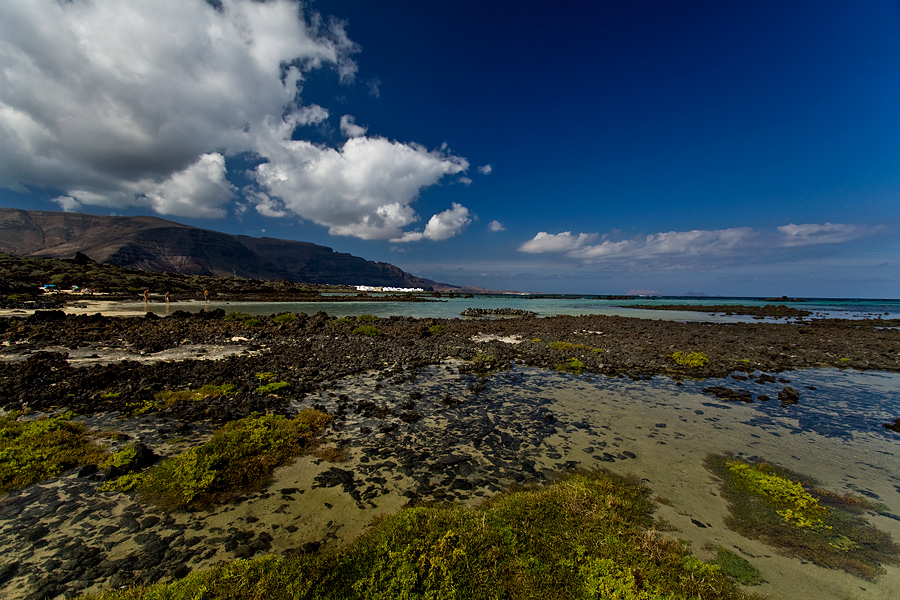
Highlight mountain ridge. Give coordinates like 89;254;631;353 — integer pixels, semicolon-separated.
0;208;448;289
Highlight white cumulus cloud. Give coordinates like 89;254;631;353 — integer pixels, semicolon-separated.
392;203;472;242
519;231;598;253
255;137;468;239
569;227;756;261
0;0;470;237
488;220;506;232
477;164;493;175
60;153;237;218
777;222;876;246
339;115;367;138
518;223;881;271
248;191;289;219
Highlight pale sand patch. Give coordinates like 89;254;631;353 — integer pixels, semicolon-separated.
3;453;408;600
0;343;263;365
530;376;900;600
470;333;523;344
0;299;213;318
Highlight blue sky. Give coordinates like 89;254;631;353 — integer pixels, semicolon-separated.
1;0;899;296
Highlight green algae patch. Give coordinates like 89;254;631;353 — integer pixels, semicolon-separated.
272;312;298;324
547;341;603;354
255;372;290;394
99;443;156;492
556;357;586;374
225;311;260;326
133;410;332;510
351;324;380;337
705;453;900;579
100;443;143;475
708;547;765;586
83;470;759;600
0;411;107;493
156;383;236;405
669;351;709;368
467;351;499;372
256;380;290;394
123;383;236;417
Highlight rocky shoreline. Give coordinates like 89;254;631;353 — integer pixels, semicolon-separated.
1;309;900;598
1;310;897;418
636;303;814;318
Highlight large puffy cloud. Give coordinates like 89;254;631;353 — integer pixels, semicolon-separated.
0;0;353;214
519;223;880;270
0;0;470;238
254;137;468;239
54;153;236;218
392;203;472;242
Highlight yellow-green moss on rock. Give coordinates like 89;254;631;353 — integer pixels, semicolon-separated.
83;470;758;600
1;411;107;493
132;409;331;510
706;453;900;579
669;351;709;368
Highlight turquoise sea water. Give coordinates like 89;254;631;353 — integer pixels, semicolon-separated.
135;294;900;322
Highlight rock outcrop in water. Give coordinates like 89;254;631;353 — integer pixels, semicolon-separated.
460;307;536;318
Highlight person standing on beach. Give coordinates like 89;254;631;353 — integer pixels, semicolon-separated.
143;289;149;302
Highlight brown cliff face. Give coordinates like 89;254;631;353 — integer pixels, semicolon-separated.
0;208;441;288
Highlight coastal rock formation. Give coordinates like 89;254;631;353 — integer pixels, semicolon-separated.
0;208;442;288
460;307;536;318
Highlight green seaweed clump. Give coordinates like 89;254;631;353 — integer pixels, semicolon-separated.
705;453;900;579
351;324;380;337
670;351;709;368
225;311;260;327
725;461;829;529
125;383;236;417
100;444;142;475
82;470;756;600
708;547;765;586
1;411;107;493
256;380;290;394
329;316;356;325
557;357;586;374
272;312;298;324
468;352;499;372
156;383;236;405
254;373;290;394
134;409;331;510
99;443;156;493
547;341;603;353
